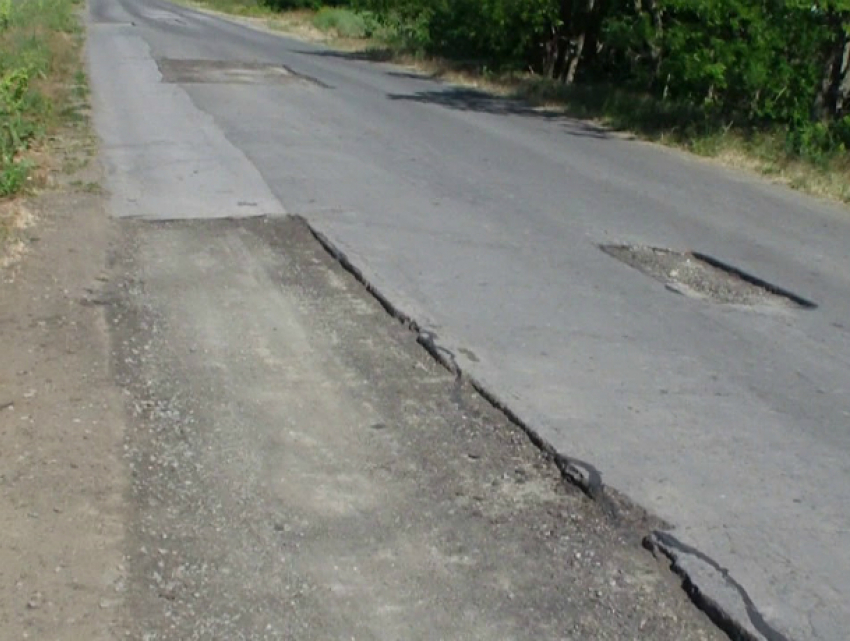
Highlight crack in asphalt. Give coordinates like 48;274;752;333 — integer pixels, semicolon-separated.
647;531;793;641
301;214;784;641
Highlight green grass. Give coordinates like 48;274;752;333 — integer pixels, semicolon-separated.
185;0;270;16
0;0;84;198
312;7;370;39
179;0;382;46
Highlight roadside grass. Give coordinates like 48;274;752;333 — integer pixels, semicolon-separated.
179;0;850;206
184;0;268;16
0;0;90;253
312;7;371;39
180;0;372;48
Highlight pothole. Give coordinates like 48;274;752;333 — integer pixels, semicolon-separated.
601;244;815;308
157;59;320;85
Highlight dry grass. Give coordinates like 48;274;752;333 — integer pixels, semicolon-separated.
0;200;34;268
705;143;850;202
25;27;78;97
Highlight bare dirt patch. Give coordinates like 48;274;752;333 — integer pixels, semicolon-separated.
158;58;300;84
0;201;35;269
0;157;128;639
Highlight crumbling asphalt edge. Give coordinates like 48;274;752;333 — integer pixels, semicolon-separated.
297;214;792;641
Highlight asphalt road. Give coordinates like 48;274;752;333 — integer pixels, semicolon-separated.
88;0;850;639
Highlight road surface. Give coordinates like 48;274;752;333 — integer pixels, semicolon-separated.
87;0;850;638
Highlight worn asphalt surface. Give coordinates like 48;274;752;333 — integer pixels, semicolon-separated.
87;0;850;638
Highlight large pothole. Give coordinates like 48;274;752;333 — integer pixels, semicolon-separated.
601;244;815;308
157;59;319;85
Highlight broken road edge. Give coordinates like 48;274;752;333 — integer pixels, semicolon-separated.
294;214;793;641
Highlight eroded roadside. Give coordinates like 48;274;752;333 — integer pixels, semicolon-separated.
109;215;726;640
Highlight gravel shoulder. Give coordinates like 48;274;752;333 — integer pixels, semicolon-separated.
108;215;726;640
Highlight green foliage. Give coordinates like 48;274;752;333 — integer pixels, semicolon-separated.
0;156;30;196
354;0;557;64
786;117;850;164
0;0;79;197
313;7;370;38
0;66;38;195
0;0;11;31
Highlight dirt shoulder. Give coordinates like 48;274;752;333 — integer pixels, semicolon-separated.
0;156;127;638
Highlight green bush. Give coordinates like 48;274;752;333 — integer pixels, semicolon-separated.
786;116;850;165
0;0;79;197
313;7;369;38
0;64;38;194
0;0;11;30
354;0;556;65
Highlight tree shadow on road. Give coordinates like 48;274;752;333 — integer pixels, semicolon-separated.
387;88;613;139
295;48;397;62
295;49;616;140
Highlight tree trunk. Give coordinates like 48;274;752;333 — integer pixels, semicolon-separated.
645;0;664;85
564;33;586;84
542;25;558;77
548;0;574;79
813;11;849;121
582;0;606;69
560;0;596;84
836;34;850;117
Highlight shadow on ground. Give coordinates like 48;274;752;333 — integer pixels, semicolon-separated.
296;49;616;140
387;88;612;139
296;48;396;62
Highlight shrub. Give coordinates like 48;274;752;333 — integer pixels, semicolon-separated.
313;7;369;38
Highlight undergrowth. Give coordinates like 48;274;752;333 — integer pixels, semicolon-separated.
0;0;82;199
312;7;372;38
